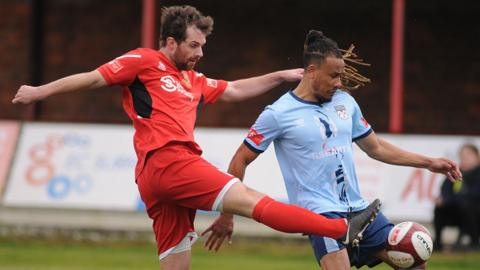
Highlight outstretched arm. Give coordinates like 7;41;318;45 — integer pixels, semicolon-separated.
219;68;303;102
12;70;107;104
201;143;260;251
356;131;463;182
227;143;261;180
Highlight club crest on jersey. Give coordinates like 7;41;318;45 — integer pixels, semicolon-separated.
181;71;192;88
247;128;264;146
334;105;348;120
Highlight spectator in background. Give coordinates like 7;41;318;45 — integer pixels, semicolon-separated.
433;164;465;251
457;144;480;249
433;143;480;251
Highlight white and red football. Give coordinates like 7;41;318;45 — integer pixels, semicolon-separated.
386;222;433;269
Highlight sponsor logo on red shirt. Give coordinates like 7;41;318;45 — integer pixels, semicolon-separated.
160;76;178;92
107;60;123;74
247;128;264;146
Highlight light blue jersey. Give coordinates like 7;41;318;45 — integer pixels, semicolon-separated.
244;90;372;213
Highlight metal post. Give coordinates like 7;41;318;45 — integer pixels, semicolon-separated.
142;0;156;49
27;0;45;120
389;0;405;133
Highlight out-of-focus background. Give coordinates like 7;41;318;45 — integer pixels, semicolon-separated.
1;0;479;269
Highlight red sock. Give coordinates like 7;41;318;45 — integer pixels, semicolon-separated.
252;196;347;239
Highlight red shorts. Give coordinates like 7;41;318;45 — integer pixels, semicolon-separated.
136;142;237;259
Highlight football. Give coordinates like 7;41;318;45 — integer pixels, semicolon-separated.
386;222;433;268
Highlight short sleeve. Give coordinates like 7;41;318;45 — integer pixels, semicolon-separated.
97;51;145;86
244;107;281;153
351;98;373;141
195;73;228;104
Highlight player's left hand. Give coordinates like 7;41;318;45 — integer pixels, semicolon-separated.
281;68;304;82
427;158;463;182
201;213;234;252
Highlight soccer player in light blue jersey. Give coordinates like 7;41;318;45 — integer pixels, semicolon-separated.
205;30;463;269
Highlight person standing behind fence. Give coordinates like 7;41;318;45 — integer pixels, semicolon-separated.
433;157;466;251
456;144;480;250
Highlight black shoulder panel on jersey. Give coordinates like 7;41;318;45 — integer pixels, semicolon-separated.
196;95;205;114
128;76;153;118
195;95;205;126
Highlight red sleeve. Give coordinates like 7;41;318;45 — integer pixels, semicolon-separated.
195;73;228;104
97;49;146;86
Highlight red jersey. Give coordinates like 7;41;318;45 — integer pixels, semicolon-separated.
97;48;228;177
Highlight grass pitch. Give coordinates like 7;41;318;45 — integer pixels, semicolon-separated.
1;237;479;269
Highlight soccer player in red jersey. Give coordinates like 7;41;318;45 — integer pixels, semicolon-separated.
12;5;380;270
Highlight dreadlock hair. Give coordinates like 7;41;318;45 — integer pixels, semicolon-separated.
303;30;371;91
340;45;371;91
159;5;213;47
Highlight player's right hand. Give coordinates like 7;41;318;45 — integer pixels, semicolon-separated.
201;213;234;252
12;85;43;104
281;68;304;82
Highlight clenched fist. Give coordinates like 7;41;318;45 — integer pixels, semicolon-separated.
12;85;44;104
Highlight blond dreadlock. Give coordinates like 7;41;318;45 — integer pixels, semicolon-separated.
340;45;371;91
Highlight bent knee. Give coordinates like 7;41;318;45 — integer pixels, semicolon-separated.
220;182;265;217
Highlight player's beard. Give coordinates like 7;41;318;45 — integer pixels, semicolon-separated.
174;53;198;71
316;95;332;103
184;59;197;70
175;58;195;70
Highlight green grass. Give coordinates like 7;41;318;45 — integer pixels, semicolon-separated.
1;237;480;269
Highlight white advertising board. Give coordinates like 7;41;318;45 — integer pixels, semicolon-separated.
2;123;141;210
3;122;478;223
